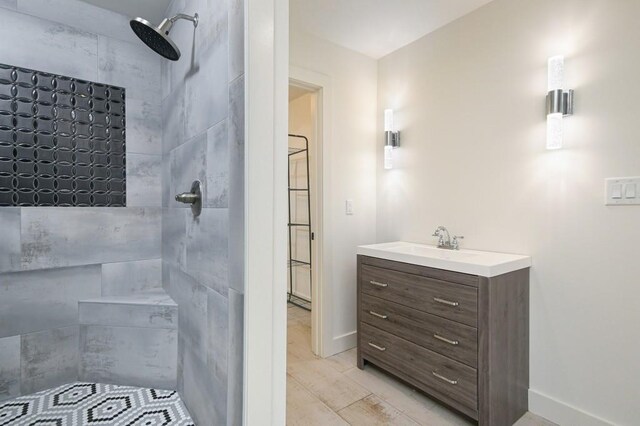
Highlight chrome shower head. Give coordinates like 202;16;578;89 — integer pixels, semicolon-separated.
130;13;199;61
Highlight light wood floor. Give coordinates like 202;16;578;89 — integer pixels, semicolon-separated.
286;305;556;426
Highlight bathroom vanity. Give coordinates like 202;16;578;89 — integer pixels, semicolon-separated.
356;242;531;426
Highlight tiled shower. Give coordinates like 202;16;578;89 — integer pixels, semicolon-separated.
0;0;244;424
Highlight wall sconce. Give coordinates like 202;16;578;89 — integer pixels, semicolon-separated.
546;55;574;150
384;109;400;170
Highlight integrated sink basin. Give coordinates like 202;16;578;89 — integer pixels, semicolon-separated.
357;241;531;277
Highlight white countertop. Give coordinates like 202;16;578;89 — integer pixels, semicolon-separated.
357;241;531;278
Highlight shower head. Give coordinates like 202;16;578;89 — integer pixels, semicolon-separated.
130;13;199;61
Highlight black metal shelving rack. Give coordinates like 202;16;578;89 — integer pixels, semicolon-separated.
287;134;312;311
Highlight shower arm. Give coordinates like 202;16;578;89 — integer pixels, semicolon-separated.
158;13;199;35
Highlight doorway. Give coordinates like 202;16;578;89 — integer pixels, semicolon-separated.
287;82;321;356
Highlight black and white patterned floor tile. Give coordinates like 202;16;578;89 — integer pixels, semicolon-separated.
0;383;195;426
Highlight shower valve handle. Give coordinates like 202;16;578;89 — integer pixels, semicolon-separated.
175;192;199;204
175;181;203;217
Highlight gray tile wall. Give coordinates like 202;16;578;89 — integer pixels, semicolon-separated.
0;0;246;419
20;208;161;270
78;300;177;329
0;266;101;338
0;336;20;400
101;259;162;296
162;0;245;423
20;326;79;395
79;325;178;390
0;0;163;400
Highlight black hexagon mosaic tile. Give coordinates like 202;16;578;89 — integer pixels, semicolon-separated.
0;63;126;207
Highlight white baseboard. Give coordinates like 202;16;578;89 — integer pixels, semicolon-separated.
326;330;356;356
529;390;614;426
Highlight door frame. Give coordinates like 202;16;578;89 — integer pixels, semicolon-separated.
289;66;333;357
243;0;288;424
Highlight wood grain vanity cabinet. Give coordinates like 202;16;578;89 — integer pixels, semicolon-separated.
357;255;530;426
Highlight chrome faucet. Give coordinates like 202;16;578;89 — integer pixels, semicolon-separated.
432;226;464;250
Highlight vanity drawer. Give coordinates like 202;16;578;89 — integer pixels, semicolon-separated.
361;293;478;367
360;322;478;412
361;264;478;327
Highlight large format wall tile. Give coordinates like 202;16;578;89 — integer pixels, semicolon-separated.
0;208;20;273
161;0;242;421
205;120;229;208
0;0;172;403
170;133;207;207
101;259;162;296
164;0;194;92
127;154;162;207
0;0;15;10
126;99;163;155
162;85;185;154
184;39;229;141
186;208;229;296
228;76;245;293
79;300;177;329
162;157;172;207
183;0;229;140
169;267;208;365
181;343;227;425
228;0;244;82
161;59;171;101
21;326;79;394
0;265;101;338
189;0;228;53
21;208;161;270
97;36;161;102
16;0;138;45
162;208;187;269
227;289;244;426
0;335;20;401
0;8;98;81
207;288;228;385
79;325;177;390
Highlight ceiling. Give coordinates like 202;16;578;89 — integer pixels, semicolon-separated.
80;0;171;24
82;0;495;59
291;0;495;59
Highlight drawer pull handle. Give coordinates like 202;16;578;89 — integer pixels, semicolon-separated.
434;333;459;346
369;311;388;320
434;297;459;307
370;280;388;288
368;342;386;352
432;371;458;385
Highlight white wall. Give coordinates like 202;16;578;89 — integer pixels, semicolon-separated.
290;31;377;352
377;0;640;424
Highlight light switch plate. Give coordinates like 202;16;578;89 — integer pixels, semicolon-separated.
345;199;354;215
606;177;640;205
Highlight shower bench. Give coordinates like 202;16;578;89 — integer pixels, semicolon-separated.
77;289;178;390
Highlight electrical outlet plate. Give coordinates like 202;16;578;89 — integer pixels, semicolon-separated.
605;177;640;206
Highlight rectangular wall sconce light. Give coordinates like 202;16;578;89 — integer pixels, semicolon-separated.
546;55;574;150
384;109;400;169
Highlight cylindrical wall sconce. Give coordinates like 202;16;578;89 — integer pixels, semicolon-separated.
546;56;574;150
384;109;400;169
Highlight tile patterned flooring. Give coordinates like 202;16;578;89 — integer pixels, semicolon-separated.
0;382;194;425
286;305;556;426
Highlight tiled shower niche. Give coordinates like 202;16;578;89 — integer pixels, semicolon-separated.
0;63;126;207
